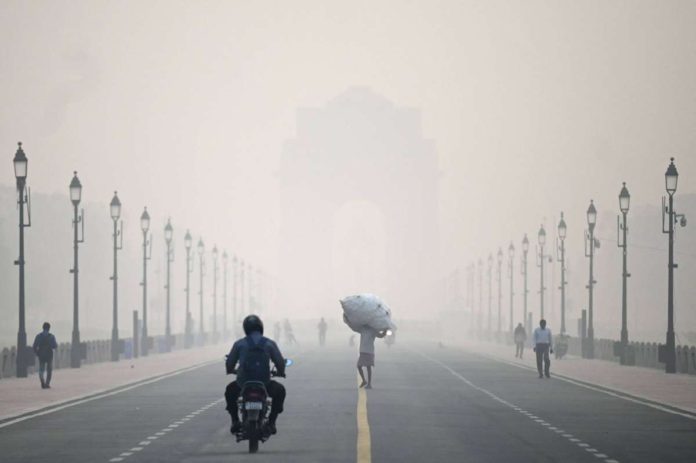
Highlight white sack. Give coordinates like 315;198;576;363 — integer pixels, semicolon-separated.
340;294;396;333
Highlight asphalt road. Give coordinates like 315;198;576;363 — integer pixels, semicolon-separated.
1;342;695;462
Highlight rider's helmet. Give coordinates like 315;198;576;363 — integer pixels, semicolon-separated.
243;314;264;335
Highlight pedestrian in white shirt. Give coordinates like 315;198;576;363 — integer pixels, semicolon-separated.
533;319;553;378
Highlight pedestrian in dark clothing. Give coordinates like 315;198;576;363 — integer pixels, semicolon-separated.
318;317;328;346
514;323;527;359
33;322;58;389
533;319;553;378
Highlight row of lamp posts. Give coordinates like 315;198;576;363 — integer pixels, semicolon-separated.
11;143;261;376
467;157;685;373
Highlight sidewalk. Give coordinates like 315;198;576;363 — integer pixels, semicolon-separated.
462;340;696;415
0;345;222;422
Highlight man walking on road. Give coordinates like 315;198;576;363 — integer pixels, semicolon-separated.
318;317;328;347
533;319;553;378
33;322;58;389
514;322;527;359
357;326;386;389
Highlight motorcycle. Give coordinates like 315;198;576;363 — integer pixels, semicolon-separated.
235;358;293;453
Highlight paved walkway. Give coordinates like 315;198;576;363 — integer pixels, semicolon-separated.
0;345;222;421
461;339;696;414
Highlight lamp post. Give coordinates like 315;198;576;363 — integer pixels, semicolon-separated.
69;172;85;368
496;248;503;334
240;260;246;317
13;143;31;377
212;245;219;340
521;234;529;332
536;225;547;320
164;219;174;352
197;238;206;342
557;213;567;335
140;208;152;356
249;264;255;312
477;258;483;335
232;255;239;337
222;251;228;339
184;230;193;348
110;192;123;361
617;184;631;364
662;158;686;373
508;243;515;333
487;253;493;335
584;200;598;359
469;263;475;331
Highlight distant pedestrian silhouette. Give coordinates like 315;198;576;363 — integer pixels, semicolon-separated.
33;322;58;389
514;323;527;359
283;319;298;345
318;318;328;346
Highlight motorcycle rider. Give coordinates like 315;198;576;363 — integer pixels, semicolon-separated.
225;315;287;435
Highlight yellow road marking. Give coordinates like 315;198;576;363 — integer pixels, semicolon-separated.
356;375;371;463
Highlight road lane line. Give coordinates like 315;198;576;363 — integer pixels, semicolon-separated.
107;398;223;462
0;359;219;429
103;348;305;461
477;352;696;421
419;352;620;463
356;375;371;463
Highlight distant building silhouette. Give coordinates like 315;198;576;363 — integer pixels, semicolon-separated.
277;87;439;315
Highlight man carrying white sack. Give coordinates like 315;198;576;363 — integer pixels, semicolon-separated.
357;325;387;389
340;294;394;389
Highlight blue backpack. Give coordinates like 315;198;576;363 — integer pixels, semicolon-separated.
241;337;270;383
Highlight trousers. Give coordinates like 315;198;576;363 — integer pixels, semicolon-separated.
515;342;525;358
535;343;550;377
39;359;53;386
225;380;286;423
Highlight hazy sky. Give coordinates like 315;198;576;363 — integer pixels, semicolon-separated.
1;0;695;300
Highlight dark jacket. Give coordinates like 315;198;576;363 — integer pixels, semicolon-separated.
225;332;285;385
33;331;58;361
514;325;527;343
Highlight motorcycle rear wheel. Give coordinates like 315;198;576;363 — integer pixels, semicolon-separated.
247;421;260;453
249;436;259;453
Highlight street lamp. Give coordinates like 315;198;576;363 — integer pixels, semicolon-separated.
521;234;529;332
487;253;493;336
496;248;503;334
507;242;515;333
197;238;206;343
662;158;686;373
222;251;228;339
239;260;246;317
212;245;219;341
164;219;174;352
247;265;256;313
616;183;631;364
110;192;123;361
536;225;547;320
584;200;598;359
557;213;567;335
184;230;193;348
477;258;483;335
13;142;31;377
468;263;476;332
140;207;152;356
69;172;85;368
232;255;239;337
